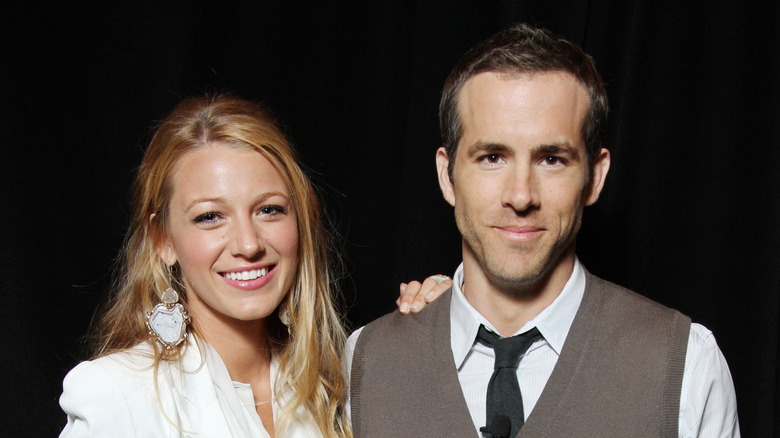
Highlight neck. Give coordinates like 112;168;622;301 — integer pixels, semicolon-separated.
461;250;576;337
189;305;272;383
186;295;276;436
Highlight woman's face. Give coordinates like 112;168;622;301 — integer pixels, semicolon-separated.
157;142;298;327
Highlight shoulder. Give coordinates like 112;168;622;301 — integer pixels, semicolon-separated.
61;356;135;406
585;272;690;321
59;340;229;437
63;343;157;392
685;323;731;376
349;290;452;375
58;341;203;437
59;343;158;437
345;290;451;370
580;272;691;364
359;289;452;342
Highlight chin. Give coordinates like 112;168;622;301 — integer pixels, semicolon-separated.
240;309;278;321
488;257;553;291
218;304;276;322
492;270;544;292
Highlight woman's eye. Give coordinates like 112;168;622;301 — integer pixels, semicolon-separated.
259;205;288;216
193;212;222;224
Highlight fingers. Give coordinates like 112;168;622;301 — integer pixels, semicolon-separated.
397;275;453;314
425;276;452;304
398;281;423;314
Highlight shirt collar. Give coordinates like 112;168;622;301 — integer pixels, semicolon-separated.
450;258;586;368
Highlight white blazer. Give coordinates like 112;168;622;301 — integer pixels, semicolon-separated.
59;338;321;437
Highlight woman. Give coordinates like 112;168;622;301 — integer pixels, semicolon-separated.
59;95;448;437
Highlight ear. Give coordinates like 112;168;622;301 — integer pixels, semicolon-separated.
436;147;456;207
585;148;611;206
150;212;177;266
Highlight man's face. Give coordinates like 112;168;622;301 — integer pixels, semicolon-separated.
436;71;609;295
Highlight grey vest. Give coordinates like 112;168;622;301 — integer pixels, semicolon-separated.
350;273;691;438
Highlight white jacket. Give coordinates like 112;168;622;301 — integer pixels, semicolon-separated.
59;339;321;437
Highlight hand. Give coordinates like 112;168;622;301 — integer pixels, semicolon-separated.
396;275;453;314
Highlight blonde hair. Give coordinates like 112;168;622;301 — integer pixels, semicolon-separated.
92;94;350;437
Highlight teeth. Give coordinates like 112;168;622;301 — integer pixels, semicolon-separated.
225;268;268;281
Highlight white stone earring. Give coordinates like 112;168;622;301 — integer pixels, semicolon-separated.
279;305;291;334
146;287;190;349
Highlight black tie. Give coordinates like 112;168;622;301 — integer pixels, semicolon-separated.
476;324;542;438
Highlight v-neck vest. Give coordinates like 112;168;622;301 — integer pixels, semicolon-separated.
350;272;690;438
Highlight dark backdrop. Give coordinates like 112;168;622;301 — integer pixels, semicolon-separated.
3;1;778;436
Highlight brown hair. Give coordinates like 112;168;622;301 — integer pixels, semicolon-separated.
439;23;608;177
92;94;349;436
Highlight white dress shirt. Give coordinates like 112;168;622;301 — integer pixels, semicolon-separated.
345;259;740;437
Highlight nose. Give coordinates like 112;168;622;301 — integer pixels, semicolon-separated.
500;165;539;214
230;217;264;258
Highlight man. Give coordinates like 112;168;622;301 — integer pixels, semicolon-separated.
345;24;739;437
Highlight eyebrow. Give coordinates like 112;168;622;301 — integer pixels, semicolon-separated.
534;144;582;161
183;191;289;213
466;141;582;161
466;142;512;156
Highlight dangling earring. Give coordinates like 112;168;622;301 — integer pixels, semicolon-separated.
146;286;190;349
279;304;291;334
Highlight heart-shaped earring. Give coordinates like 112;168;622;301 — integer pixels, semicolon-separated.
146;287;190;349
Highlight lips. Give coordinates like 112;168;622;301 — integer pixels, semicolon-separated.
493;225;545;241
496;225;543;233
219;265;275;290
222;267;268;281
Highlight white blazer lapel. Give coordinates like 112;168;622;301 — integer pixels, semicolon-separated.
163;339;268;437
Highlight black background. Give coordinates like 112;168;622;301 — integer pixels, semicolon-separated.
2;1;778;436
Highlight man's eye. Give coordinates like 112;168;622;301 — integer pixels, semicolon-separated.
480;154;503;164
543;156;564;166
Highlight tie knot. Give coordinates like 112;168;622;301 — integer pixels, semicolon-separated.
477;325;542;369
